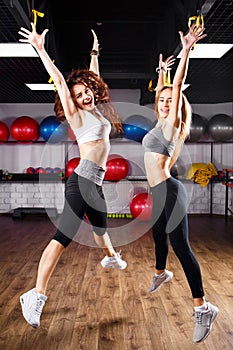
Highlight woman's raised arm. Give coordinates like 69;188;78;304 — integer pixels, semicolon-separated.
155;53;175;94
89;29;100;76
168;24;207;128
18;22;77;119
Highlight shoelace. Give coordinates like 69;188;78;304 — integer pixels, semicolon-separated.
152;275;161;284
116;250;122;259
153;272;165;280
32;298;44;317
194;312;203;324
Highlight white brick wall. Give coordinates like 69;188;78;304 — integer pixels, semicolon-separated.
0;179;232;217
0;182;64;214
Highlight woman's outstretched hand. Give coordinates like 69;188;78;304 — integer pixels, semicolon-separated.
159;53;176;71
179;23;207;51
18;22;49;51
91;29;99;52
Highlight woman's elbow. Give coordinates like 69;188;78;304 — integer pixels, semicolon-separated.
172;81;182;89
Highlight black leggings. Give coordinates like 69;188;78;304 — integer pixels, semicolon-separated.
53;172;107;248
151;177;204;298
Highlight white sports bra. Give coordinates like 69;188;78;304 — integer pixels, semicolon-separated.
71;110;111;144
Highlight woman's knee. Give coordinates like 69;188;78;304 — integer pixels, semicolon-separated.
52;231;72;248
93;226;106;236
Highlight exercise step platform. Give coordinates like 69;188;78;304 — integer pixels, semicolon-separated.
12;207;58;219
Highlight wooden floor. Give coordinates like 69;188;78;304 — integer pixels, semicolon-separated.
0;214;232;350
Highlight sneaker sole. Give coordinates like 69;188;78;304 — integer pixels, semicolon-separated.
194;307;219;343
101;263;127;270
20;296;39;328
149;272;173;293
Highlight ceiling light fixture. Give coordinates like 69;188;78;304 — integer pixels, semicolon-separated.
182;84;190;91
25;83;55;91
27;83;190;92
177;44;233;59
0;43;38;57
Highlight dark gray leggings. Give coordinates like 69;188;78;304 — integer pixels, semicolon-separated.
53;172;107;248
151;177;204;298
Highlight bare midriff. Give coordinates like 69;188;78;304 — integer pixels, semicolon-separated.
144;151;171;187
79;138;110;169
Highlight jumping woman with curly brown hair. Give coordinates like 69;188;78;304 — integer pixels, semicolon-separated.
18;23;127;329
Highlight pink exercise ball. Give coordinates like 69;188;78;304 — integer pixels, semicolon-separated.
10;116;39;142
130;192;153;221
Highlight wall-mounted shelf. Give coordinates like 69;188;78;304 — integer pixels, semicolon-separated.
1;140;232;221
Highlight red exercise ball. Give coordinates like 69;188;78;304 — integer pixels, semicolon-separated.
66;157;80;178
104;154;129;181
130;192;153;221
36;167;46;174
0;121;9;142
68;125;76;141
10;116;39;142
26;167;36;174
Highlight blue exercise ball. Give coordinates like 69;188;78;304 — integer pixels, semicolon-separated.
207;114;233;141
39;115;68;143
123;115;153;142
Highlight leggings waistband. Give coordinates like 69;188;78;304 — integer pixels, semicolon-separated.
74;159;105;185
150;176;182;191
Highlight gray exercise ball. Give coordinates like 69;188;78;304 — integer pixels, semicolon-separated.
171;162;185;178
207;114;233;141
189;114;207;142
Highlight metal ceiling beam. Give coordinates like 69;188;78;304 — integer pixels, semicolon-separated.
2;0;30;27
201;0;219;15
172;0;218;57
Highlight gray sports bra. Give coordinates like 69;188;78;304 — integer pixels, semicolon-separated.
142;125;176;157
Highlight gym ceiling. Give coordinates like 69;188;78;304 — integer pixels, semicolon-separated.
0;0;232;105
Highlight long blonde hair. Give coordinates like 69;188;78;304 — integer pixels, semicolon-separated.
155;86;192;167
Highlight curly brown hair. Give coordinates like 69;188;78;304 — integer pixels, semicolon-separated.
54;69;123;136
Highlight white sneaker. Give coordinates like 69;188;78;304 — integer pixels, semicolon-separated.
101;252;127;270
148;269;173;293
20;288;47;328
193;301;219;343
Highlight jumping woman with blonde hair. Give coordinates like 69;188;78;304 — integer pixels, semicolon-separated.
142;24;219;343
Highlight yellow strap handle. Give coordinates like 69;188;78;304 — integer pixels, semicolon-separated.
148;68;172;91
48;60;57;92
188;14;204;50
196;14;204;27
48;60;54;84
188;16;197;29
148;80;154;92
32;9;44;28
164;68;171;87
31;9;56;92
